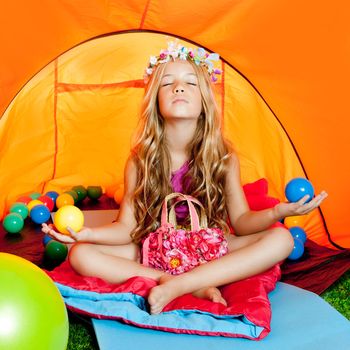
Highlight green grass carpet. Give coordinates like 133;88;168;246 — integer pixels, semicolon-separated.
67;271;350;350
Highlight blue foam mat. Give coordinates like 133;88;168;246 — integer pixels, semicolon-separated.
92;282;350;350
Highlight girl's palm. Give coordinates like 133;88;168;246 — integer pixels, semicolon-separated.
276;191;328;218
41;223;92;243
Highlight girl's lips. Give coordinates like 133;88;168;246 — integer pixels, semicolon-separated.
172;98;188;104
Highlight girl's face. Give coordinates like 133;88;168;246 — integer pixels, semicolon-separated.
157;60;202;121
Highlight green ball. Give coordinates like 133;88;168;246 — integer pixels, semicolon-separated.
3;213;24;233
0;253;69;350
87;185;103;200
45;240;68;265
29;192;41;200
64;190;79;204
72;185;88;202
9;202;29;219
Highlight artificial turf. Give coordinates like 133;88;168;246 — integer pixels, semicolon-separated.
67;270;350;350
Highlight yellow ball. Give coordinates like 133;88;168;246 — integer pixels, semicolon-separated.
27;199;43;212
56;193;75;208
53;205;84;235
284;215;307;228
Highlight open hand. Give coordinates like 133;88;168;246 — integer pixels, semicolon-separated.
275;190;328;219
41;223;92;243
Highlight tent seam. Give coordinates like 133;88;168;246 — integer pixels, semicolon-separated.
139;0;151;29
56;80;144;92
49;59;59;188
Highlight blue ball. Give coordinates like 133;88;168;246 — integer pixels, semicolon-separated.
288;238;305;260
45;191;59;204
285;177;314;203
289;226;307;244
30;205;51;224
42;234;53;246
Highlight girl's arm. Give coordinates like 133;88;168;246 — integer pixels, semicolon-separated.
42;156;138;245
224;154;327;236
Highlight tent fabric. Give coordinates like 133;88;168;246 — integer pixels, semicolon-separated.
0;1;349;248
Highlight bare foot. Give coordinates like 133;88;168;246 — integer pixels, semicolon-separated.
148;275;227;315
192;287;227;306
148;274;179;314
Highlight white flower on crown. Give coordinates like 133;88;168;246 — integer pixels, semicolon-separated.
150;56;157;65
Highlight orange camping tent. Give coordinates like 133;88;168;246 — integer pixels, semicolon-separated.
0;1;349;248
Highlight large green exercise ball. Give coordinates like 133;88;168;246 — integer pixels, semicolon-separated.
0;253;69;350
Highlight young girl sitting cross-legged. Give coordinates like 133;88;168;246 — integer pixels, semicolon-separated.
42;41;328;315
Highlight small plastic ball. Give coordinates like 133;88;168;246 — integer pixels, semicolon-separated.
27;199;44;212
29;192;42;200
55;193;75;208
45;191;60;204
87;186;103;200
30;204;51;224
285;177;314;203
289;226;307;244
3;213;24;233
42;234;53;246
64;190;79;204
53;205;84;235
16;195;32;205
72;185;88;202
105;184;119;198
45;240;68;265
114;185;124;205
288;237;305;260
284;215;307;228
37;195;55;212
10;202;29;219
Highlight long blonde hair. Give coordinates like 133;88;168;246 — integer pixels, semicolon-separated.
131;60;233;244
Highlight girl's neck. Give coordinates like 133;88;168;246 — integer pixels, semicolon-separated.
164;119;197;170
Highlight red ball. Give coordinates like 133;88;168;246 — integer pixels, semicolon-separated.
38;195;55;212
16;196;32;205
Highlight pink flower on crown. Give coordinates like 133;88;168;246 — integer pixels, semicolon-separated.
159;51;167;60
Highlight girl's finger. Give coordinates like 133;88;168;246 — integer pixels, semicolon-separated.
296;195;311;206
66;226;78;241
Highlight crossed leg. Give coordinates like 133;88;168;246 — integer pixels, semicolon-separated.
68;241;229;306
69;242;164;283
148;226;294;314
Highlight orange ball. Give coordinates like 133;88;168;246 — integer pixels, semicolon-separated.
284;215;307;228
53;205;84;235
56;193;75;208
114;185;124;205
27;199;44;212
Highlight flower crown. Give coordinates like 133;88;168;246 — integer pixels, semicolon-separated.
144;41;222;83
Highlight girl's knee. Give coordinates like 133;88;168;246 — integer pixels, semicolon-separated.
268;227;294;256
68;243;93;272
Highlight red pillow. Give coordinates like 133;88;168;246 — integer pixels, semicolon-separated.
243;178;280;210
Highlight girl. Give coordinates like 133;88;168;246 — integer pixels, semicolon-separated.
42;42;328;315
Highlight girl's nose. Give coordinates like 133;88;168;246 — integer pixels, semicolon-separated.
175;87;185;93
173;82;185;93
